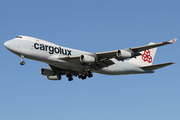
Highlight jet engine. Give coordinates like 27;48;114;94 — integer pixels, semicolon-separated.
41;68;55;76
80;55;96;63
116;50;132;59
46;75;61;80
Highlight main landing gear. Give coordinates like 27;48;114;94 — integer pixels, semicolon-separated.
78;71;93;80
20;55;25;65
66;71;93;81
66;74;73;81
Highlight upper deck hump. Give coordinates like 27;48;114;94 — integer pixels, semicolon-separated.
15;35;58;46
15;35;90;54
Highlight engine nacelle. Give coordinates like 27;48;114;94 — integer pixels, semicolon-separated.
116;50;132;59
41;68;55;76
80;55;96;63
46;75;61;80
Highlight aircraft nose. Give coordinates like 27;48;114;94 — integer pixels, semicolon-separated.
4;39;21;54
4;39;14;50
4;41;9;48
4;40;11;49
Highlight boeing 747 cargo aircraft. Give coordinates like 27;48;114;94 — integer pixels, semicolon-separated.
4;36;177;81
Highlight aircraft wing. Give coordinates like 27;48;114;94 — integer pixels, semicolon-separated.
96;38;177;61
54;38;176;70
125;38;177;52
58;55;115;70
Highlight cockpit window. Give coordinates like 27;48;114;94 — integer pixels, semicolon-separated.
16;36;22;38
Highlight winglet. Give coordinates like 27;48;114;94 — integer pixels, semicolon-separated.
168;38;177;44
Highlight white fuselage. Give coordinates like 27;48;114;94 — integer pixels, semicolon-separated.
4;36;154;75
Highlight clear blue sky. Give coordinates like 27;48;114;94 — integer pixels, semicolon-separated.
0;0;179;120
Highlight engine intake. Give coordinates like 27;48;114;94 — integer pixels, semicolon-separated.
41;68;55;76
80;55;96;63
116;50;132;59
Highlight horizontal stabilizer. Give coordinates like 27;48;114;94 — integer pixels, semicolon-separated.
140;62;175;70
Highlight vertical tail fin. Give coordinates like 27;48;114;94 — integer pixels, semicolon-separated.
128;42;157;66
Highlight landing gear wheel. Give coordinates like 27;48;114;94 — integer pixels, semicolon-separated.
20;55;25;66
68;77;73;81
82;75;87;80
78;75;83;79
88;72;93;78
66;74;73;81
20;61;25;65
85;71;93;78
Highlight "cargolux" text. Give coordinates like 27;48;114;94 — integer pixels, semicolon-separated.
34;43;72;55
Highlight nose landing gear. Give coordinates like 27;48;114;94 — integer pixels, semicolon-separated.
20;55;25;65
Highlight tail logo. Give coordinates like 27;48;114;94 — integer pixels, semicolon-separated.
172;39;175;43
142;50;152;63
